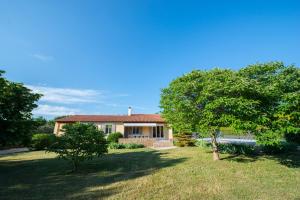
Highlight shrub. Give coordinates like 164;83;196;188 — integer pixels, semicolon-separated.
174;133;196;147
107;132;123;143
256;130;282;145
108;142;125;149
284;132;300;144
218;143;256;155
255;130;283;152
108;142;144;149
195;139;210;149
255;130;298;154
200;142;257;155
48;123;107;171
31;133;56;150
124;143;144;149
261;142;298;154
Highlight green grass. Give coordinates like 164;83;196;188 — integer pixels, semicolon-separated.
0;148;299;200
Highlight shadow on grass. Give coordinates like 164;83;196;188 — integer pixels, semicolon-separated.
221;154;260;163
267;151;300;168
221;150;300;168
0;149;186;199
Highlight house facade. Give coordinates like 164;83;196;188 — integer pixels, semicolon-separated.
54;107;173;146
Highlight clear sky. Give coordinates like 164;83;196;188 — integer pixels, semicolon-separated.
1;0;300;119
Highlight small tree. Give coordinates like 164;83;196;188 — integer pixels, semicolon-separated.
48;123;107;171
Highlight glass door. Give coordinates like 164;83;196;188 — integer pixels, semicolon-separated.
152;126;164;138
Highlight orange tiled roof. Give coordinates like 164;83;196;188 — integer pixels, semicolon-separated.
56;114;165;123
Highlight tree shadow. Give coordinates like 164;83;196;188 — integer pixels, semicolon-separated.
0;149;186;199
266;151;300;168
221;150;300;168
221;154;260;163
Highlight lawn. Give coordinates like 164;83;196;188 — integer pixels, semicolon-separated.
0;147;299;200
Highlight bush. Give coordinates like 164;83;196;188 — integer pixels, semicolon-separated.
108;142;125;149
174;133;196;147
218;143;256;155
255;130;298;154
108;142;144;149
48;123;107;171
199;142;257;155
31;133;56;150
124;143;144;149
285;132;300;144
256;130;283;147
195;140;210;149
261;142;298;154
107;132;123;143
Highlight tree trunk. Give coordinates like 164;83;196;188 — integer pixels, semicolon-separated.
211;130;220;161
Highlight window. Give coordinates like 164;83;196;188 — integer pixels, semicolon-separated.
132;127;141;135
153;126;164;138
105;125;112;134
152;126;157;137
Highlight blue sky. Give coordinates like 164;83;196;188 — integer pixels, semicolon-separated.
1;0;300;119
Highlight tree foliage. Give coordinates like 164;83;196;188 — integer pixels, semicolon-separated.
106;132;123;143
31;133;56;150
173;133;196;147
160;62;300;159
239;63;300;146
32;117;55;134
48;123;107;171
161;68;261;160
0;70;41;147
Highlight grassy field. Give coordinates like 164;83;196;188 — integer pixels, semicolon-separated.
0;147;299;200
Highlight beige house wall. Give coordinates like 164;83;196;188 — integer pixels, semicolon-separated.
54;122;67;136
94;122;116;133
54;122;173;139
167;127;173;140
115;123;125;135
142;127;151;137
162;125;173;140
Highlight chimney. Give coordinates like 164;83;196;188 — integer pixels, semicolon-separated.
128;106;132;116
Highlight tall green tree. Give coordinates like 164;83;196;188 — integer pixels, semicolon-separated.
239;62;300;146
161;69;260;160
276;65;300;143
0;70;41;147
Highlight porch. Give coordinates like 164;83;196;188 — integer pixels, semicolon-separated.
123;123;170;139
119;137;174;148
120;123;173;147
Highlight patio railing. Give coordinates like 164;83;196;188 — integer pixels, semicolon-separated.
119;137;173;147
127;135;150;138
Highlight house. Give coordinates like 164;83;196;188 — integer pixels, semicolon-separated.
54;107;173;147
